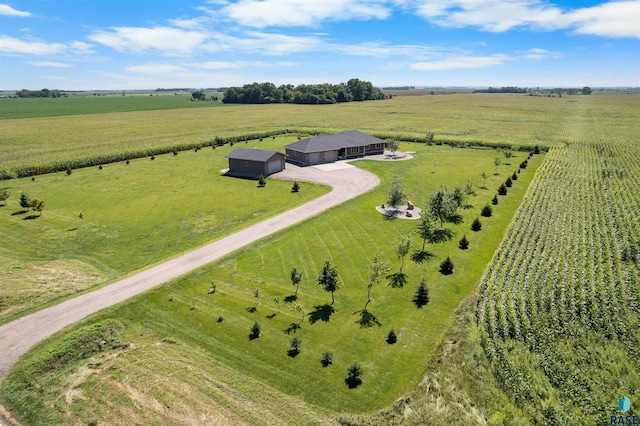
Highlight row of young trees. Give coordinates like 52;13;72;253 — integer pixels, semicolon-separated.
0;191;45;216
222;79;386;104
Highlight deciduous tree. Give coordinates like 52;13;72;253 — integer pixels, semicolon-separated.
318;259;340;305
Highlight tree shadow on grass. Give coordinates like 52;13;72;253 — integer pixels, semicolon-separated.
12;210;28;216
23;215;39;220
345;377;362;389
308;304;335;324
248;332;260;341
284;295;298;303
266;313;277;319
354;309;381;328
287;349;300;358
284;323;301;335
386;272;408;288
246;306;257;313
410;250;436;264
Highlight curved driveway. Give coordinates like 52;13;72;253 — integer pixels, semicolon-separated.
0;163;379;379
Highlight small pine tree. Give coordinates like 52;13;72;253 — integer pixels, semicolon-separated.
520;160;527;169
321;351;333;367
289;337;302;355
439;257;454;275
534;145;540;154
258;175;266;187
481;204;493;217
471;217;482;231
66;167;72;175
19;192;31;209
491;195;499;205
498;184;507;196
512;172;518;181
292;181;300;192
459;235;469;250
345;363;363;388
413;278;430;307
386;329;397;344
0;190;8;206
505;177;512;188
250;321;261;339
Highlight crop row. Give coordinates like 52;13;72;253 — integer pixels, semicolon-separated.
476;128;640;420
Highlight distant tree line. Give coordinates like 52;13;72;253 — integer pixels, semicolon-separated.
16;88;65;98
222;78;386;104
382;86;415;90
474;86;592;95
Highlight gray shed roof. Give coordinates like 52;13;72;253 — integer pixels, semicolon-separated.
284;130;385;153
225;148;285;162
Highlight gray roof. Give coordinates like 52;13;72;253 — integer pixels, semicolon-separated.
225;148;285;162
284;130;385;153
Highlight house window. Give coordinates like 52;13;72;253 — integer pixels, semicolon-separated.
350;147;360;154
375;143;382;149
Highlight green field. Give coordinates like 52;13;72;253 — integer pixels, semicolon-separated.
0;142;542;424
0;136;328;324
3;93;625;175
0;93;224;120
1;93;639;425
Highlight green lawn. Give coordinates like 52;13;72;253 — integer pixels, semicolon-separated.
0;144;543;425
0;136;328;324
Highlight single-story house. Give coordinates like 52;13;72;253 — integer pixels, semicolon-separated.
284;130;385;166
225;148;286;177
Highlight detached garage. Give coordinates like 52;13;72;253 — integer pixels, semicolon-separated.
225;148;286;178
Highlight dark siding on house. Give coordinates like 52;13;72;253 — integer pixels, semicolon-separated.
228;158;266;177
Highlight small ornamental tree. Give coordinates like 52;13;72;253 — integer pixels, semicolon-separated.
66;167;72;176
386;329;397;344
505;177;512;188
503;149;513;164
30;199;45;216
498;184;507;196
258;175;266;187
494;157;502;175
387;174;406;209
534;145;540;154
520;161;528;169
481;204;493;217
492;195;499;205
439;257;454;275
512;172;518;181
386;139;400;156
345;363;363;388
291;181;300;192
481;171;489;188
459;235;469;250
19;192;31;210
318;259;340;305
413;278;430;308
0;190;9;206
290;267;303;298
471;217;482;232
250;321;261;339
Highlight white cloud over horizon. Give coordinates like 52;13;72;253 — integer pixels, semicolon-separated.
411;54;511;71
0;4;31;17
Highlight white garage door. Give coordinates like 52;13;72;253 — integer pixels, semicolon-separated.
322;151;336;163
267;160;282;175
309;152;320;165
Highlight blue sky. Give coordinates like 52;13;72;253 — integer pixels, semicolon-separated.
1;0;638;90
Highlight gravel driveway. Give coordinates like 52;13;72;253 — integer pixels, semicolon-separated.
0;162;379;379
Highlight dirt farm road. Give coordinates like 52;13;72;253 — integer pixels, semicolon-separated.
0;163;379;385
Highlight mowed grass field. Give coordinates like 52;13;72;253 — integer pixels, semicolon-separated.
3;93;631;174
1;143;543;425
0;136;328;324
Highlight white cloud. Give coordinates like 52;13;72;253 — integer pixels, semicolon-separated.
125;64;186;74
524;48;563;61
567;1;640;38
0;4;31;17
221;0;391;28
88;26;209;54
411;54;510;70
201;31;324;55
410;0;640;38
0;35;68;55
29;61;71;68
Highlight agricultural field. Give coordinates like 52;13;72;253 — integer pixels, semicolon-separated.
0;93;224;120
3;92;625;176
0;142;542;425
1;92;638;425
0;136;328;324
